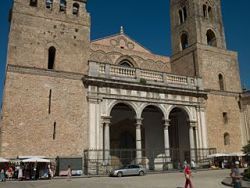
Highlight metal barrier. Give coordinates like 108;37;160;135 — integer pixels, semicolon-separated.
83;148;216;175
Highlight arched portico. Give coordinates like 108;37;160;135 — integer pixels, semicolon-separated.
105;103;137;165
168;107;197;163
141;105;165;169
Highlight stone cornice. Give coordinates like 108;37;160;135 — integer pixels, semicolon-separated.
83;75;207;98
7;64;84;81
205;89;241;97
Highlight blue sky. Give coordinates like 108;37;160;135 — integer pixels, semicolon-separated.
0;0;250;107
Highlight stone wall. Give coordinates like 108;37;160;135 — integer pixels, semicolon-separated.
8;0;90;74
205;93;242;153
0;69;88;158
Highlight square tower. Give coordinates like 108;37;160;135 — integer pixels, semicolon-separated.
0;0;90;158
170;0;245;153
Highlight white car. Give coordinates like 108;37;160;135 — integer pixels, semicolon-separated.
110;165;146;177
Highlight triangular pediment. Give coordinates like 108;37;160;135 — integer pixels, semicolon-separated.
91;33;152;54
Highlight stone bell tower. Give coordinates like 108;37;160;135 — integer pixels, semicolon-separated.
170;0;245;153
0;0;90;157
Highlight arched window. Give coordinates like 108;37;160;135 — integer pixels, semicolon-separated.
208;6;213;20
224;133;230;146
206;29;217;47
73;3;79;16
183;7;187;21
203;5;207;18
48;46;56;69
180;33;189;50
218;74;224;91
30;0;38;7
179;10;183;24
46;0;53;9
60;0;67;12
119;60;134;68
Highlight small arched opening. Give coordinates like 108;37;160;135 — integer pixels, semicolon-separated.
60;0;67;12
46;0;53;9
180;33;189;50
208;6;213;20
206;29;217;47
218;74;224;91
73;3;80;16
119;60;134;68
48;46;56;70
30;0;38;7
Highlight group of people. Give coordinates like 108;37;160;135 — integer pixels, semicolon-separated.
0;162;56;181
182;160;243;188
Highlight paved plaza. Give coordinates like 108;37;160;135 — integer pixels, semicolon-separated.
0;169;234;188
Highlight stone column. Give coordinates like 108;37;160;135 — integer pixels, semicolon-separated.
189;121;197;161
136;118;143;164
103;116;111;164
163;119;171;162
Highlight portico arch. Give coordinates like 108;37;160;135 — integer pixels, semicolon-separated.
107;100;138;118
141;105;165;170
168;107;193;164
109;103;137;165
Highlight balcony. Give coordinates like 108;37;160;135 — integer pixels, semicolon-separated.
88;61;203;90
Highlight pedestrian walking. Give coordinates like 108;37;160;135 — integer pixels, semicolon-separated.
67;165;72;179
184;164;193;188
231;161;242;188
18;166;23;181
0;169;5;182
191;160;196;170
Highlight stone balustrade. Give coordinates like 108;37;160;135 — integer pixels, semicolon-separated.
89;61;203;89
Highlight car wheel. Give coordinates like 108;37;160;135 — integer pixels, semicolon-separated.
139;171;144;176
117;172;123;177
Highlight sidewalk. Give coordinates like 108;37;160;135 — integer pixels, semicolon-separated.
221;177;250;188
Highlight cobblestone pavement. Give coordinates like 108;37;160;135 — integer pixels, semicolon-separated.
0;169;231;188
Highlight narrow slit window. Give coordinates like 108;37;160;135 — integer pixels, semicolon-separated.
224;133;230;146
179;10;183;24
53;122;56;140
48;89;52;114
223;112;228;124
203;5;207;18
208;6;213;20
183;7;187;21
218;74;224;91
48;46;56;69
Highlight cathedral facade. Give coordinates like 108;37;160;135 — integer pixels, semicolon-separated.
0;0;248;171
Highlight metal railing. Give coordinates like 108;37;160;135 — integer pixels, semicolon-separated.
83;148;216;175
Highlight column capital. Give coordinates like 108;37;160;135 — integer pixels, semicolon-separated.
163;119;171;129
102;116;112;125
189;121;197;128
135;118;143;126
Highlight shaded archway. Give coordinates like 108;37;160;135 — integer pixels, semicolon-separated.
110;103;136;166
168;107;191;164
206;29;217;47
142;105;165;170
